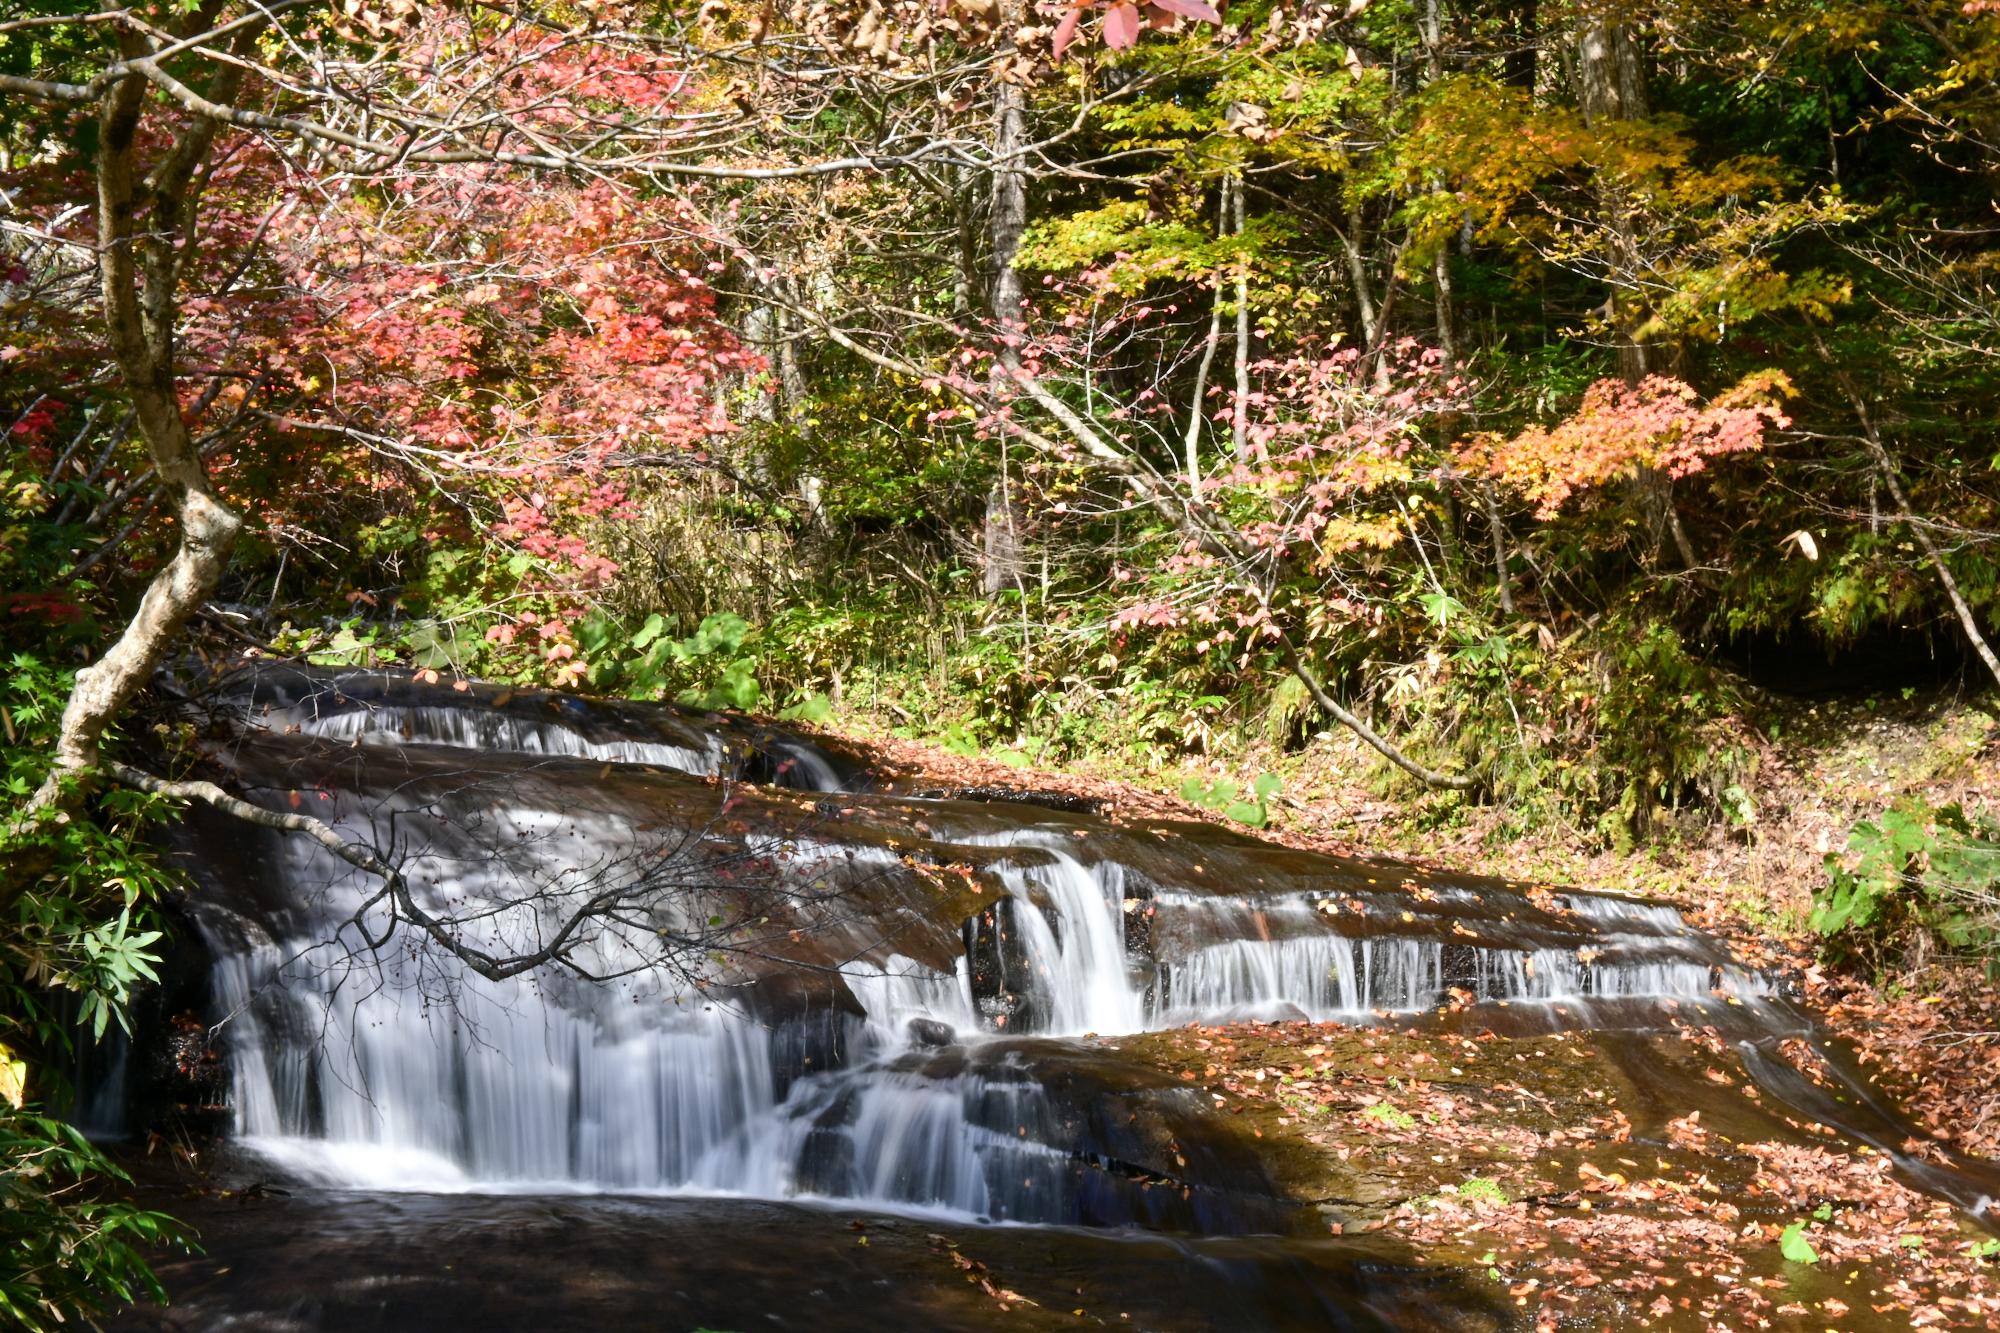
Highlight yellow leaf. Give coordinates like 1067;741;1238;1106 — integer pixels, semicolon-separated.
0;1043;25;1108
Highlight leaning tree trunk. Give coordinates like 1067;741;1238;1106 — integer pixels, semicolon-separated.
811;314;1482;793
1816;344;2000;690
32;64;245;808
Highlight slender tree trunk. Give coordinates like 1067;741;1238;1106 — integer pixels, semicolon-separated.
1502;0;1540;91
772;284;824;523
1576;21;1696;569
1341;202;1379;347
1576;26;1650;383
954;166;980;319
1483;484;1516;615
1577;23;1650;392
745;295;824;525
981;59;1028;599
1183;177;1231;491
987;85;1027;340
1872;464;2000;689
1821;350;2000;689
1230;171;1251;456
1422;7;1492;604
1432;248;1457;366
746;304;779;430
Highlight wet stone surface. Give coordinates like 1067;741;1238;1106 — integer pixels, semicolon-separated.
111;1185;1510;1333
1104;1020;2000;1330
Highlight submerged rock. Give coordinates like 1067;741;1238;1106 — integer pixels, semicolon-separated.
905;1017;956;1048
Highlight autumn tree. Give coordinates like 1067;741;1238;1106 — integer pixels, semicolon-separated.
1;0;1018;807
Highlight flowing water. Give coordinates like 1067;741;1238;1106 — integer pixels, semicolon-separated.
100;666;2000;1329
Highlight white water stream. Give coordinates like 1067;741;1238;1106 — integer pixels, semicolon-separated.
198;688;1767;1221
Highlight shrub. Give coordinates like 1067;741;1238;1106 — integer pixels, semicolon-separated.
1812;799;2000;970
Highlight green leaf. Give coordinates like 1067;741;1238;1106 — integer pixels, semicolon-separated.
777;692;834;724
631;613;667;650
1778;1221;1819;1265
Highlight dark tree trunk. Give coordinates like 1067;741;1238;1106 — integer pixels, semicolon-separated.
1502;0;1540;91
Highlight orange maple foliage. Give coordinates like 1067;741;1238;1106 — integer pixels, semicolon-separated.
1456;371;1793;518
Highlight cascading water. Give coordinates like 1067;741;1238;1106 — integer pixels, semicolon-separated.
281;702;727;776
137;665;1986;1244
221;663;855;791
967;837;1148;1036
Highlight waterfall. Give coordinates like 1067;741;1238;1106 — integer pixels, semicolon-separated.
230;664;853;791
165;668;1798;1225
983;846;1147;1036
1156;935;1757;1021
841;953;979;1040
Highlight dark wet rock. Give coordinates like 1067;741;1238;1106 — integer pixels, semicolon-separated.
905;1017;956;1048
963;899;1041;1031
106;1187;1511;1332
905;785;1107;814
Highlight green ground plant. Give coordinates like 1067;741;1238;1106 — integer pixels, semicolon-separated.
1813;799;2000;971
0;659;193;1330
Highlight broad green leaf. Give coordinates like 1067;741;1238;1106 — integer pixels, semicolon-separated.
1778;1222;1819;1265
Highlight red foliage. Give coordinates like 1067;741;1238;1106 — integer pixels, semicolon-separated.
3;15;755;602
1049;0;1221;59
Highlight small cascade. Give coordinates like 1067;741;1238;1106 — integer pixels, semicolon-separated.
280;703;725;777
705;1056;1073;1221
1162;936;1447;1019
211;663;854;791
841;953;979;1042
980;846;1147;1036
955;840;1761;1035
136;664;2000;1242
1156;935;1752;1021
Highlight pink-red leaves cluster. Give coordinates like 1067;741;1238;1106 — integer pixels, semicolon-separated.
1050;0;1222;59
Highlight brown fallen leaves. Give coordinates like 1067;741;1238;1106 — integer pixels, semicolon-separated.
1131;1018;2000;1331
1811;966;2000;1162
926;1231;1038;1313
